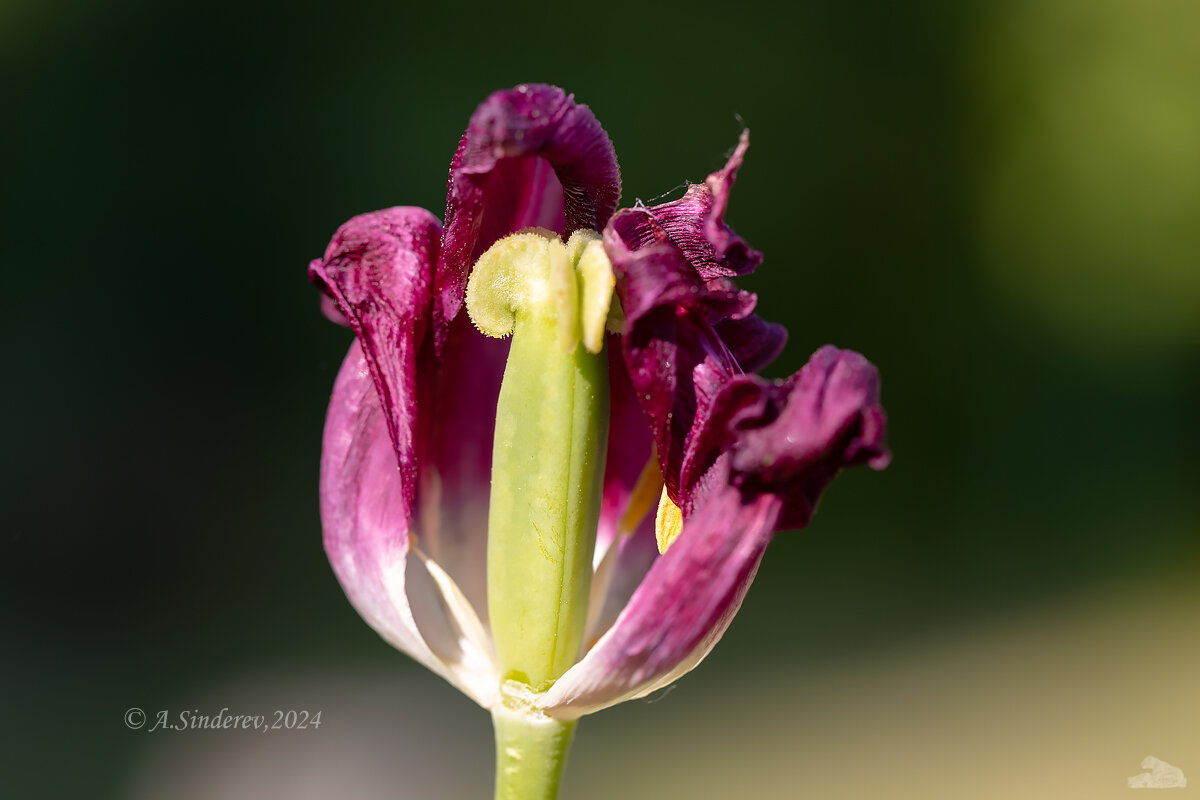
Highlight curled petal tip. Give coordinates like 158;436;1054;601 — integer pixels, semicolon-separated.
606;131;761;286
311;259;351;327
720;345;889;529
701;129;761;278
438;84;621;339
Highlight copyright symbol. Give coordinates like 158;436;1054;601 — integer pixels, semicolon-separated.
124;707;146;729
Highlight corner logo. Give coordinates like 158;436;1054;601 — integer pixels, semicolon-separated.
1128;756;1187;789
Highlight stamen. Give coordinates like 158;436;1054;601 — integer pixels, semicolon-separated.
655;487;684;554
617;447;664;536
569;231;615;354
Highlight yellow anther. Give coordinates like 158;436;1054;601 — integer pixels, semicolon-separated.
617;447;664;536
655;486;684;554
571;231;615;354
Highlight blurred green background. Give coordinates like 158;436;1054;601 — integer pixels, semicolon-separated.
3;0;1197;798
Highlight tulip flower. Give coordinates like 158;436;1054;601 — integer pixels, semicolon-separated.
309;84;889;799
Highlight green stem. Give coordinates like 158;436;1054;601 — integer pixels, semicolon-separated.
492;706;578;800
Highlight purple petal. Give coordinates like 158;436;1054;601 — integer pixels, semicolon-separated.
436;84;621;338
308;206;439;498
712;314;787;374
721;345;891;529
606;131;761;282
604;135;787;504
604;222;761;500
541;463;780;718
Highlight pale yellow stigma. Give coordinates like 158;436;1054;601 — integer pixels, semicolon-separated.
655;487;684;554
465;227;616;355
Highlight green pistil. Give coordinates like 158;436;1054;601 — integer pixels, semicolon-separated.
467;228;615;692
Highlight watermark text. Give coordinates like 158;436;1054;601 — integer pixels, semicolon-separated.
124;707;322;732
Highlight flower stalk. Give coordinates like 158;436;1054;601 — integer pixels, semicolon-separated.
491;703;578;800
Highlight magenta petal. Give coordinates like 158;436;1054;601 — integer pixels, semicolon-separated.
436;84;621;336
541;468;780;718
320;344;495;706
321;343;415;643
412;313;509;623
